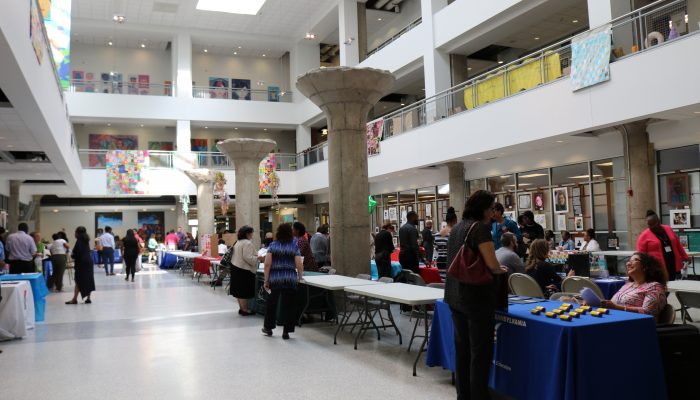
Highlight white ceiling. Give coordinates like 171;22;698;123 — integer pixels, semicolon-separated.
0;107;42;151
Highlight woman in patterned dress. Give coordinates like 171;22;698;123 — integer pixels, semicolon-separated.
601;252;668;321
262;223;304;340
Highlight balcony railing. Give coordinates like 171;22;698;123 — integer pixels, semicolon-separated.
78;149;297;171
367;0;693;143
366;17;422;58
295;142;328;169
67;80;174;96
192;86;293;102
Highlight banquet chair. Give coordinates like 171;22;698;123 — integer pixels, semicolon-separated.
65;261;74;285
676;291;700;324
408;282;445;352
363;277;401;342
561;277;605;300
508;273;545;298
339;274;372;334
406;272;427;287
657;303;676;325
549;292;579;301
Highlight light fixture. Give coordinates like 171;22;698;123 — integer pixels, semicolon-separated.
53;209;59;213
113;15;126;23
233;51;238;55
140;43;146;48
556;140;564;143
467;67;472;71
262;54;266;57
234;127;238;130
108;41;113;46
669;20;673;29
109;71;115;76
139;124;144;127
304;33;316;40
685;14;689;23
378;18;382;21
498;60;503;64
518;173;547;178
204;126;208;129
263;128;268;131
142;208;147;212
572;19;578;23
204;48;208;53
321;129;328;136
693;111;700;114
196;0;266;15
107;123;111;126
595;162;614;167
534;37;540;40
238;46;242;49
400;103;405;106
500;175;511;178
170;208;175;211
568;175;590;179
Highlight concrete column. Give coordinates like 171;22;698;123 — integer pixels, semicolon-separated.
8;180;21;232
176;199;188;233
447;162;465;216
32;195;42;233
357;1;368;62
296;67;394;276
618;120;655;248
184;169;215;253
172;33;193;98
339;0;360;66
421;0;451;120
217;139;277;250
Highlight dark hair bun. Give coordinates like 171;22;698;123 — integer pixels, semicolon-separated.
446;207;456;215
646;209;657;217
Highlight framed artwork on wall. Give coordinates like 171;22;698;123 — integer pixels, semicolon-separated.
138;74;150;95
518;193;531;210
670;209;691;229
667;174;690;208
95;212;123;236
267;85;280;102
208;77;228;99
504;193;514;209
138;211;165;242
574;216;584;231
534;214;547;229
556;214;567;231
553;187;569;213
534;192;545;211
231;79;251;100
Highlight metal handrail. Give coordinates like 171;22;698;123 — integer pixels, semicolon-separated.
367;0;690;131
66;79;174;96
191;86;293;102
367;17;422;57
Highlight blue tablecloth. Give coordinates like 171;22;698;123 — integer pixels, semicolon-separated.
593;278;627;299
159;252;179;269
426;299;666;400
370;260;402;279
1;273;49;322
91;249;122;264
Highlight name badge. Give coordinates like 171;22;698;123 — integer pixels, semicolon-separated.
664;246;672;253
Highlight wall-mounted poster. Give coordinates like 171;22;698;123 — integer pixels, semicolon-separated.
400;205;407;225
534;192;545;211
89;134;138;167
504;193;514;209
667;174;690;208
30;0;44;64
571;27;611;91
232;79;251;100
534;213;547;229
148;141;174;151
388;207;397;221
138;74;150;95
553;187;568;213
164;80;172;96
106;150;150;195
366;120;383;156
518;193;531;210
556;214;567;231
128;74;139;94
40;0;72;89
209;77;228;99
574;236;585;249
138;211;165;242
95;212;123;236
383;209;389;221
267;85;280;102
679;234;689;250
425;203;432;218
148;141;174;167
190;138;208;152
71;70;84;91
574;216;584;231
670;209;691;229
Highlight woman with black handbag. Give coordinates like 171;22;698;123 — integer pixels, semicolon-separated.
445;190;508;400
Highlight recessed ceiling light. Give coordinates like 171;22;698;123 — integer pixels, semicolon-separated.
139;124;144;127
519;173;547;178
140;43;146;48
113;15;126;23
196;0;266;15
53;209;59;213
233;51;238;55
498;60;503;64
238;46;242;49
204;126;208;129
304;33;316;40
7;145;14;148
378;18;382;21
572;19;579;23
534;37;540;40
467;67;472;71
400;103;405;106
234;127;238;130
203;49;208;53
263;128;268;131
107;123;111;126
108;41;113;46
262;54;266;57
556;140;564;143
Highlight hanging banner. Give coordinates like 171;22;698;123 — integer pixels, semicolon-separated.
106;150;150;195
259;153;277;194
571;26;612;91
40;0;71;88
366;119;383;156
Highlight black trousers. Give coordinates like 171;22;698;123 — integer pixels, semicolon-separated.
451;305;495;400
124;254;138;279
375;252;392;278
9;260;35;274
264;288;297;333
399;252;419;274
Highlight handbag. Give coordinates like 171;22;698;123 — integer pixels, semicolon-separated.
220;245;235;267
447;221;493;286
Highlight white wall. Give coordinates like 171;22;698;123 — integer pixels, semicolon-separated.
367;0;422;51
73;125;297;153
192;53;288;92
71;43;172;86
40;208;178;240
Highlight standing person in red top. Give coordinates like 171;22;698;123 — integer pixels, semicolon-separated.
165;230;179;250
637;210;688;281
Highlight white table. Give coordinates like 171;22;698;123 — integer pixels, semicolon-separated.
345;283;445;375
591;250;635;257
667;280;700;293
301;275;381;338
0;281;35;340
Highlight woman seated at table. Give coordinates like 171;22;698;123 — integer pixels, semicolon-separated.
525;239;561;298
601;252;667;320
558;231;575;251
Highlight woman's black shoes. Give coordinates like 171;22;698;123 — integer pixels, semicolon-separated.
238;309;255;316
85;299;92;304
261;328;273;337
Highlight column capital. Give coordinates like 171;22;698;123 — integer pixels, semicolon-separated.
184;169;216;185
216;138;277;164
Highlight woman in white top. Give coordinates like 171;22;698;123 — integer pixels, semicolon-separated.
580;229;601;252
49;233;70;292
229;226;262;316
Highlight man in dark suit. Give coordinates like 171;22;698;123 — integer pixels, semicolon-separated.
399;211;420;274
374;223;395;279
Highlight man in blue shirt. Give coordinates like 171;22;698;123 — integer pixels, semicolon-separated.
492;202;522;249
99;226;116;276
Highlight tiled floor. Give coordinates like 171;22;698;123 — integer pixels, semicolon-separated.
0;264;457;399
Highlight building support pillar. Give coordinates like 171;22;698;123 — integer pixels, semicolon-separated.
447;162;465;217
8;180;21;232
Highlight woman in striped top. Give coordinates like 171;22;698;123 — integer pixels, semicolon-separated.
262;223;304;339
434;207;458;270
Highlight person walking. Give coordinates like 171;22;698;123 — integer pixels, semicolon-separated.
6;223;37;274
230;226;260;316
434;207;458;270
637;210;688;281
310;225;329;268
421;220;435;266
122;229;140;282
374;223;395;279
94;228;104;269
293;222;317;272
99;226;116;276
66;227;95;304
492;203;522;249
445;190;508;400
399;211;420;274
147;234;158;264
262;223;304;340
49;233;70;292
